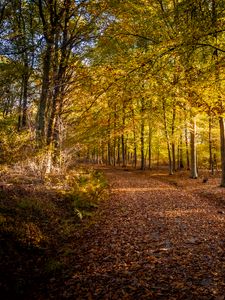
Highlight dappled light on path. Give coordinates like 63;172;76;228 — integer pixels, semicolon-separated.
53;168;225;299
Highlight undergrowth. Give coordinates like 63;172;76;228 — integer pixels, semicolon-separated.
0;166;108;299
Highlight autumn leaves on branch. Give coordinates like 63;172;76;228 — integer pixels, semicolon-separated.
1;1;225;184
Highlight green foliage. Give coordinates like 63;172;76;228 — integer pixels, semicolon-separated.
64;169;108;219
0;115;34;164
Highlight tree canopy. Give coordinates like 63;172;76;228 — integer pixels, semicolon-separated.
1;0;225;184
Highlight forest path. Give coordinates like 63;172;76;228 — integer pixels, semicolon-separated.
60;168;225;300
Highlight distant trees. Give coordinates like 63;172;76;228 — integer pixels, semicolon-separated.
1;0;225;184
75;0;225;180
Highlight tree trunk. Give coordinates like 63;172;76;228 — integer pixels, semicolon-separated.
219;117;225;187
21;64;29;128
172;143;176;172
171;103;176;172
162;99;173;175
101;142;105;164
18;66;29;130
133;135;137;169
140;117;145;170
47;18;68;146
140;98;145;170
209;112;214;175
18;84;23;131
132;108;137;168
122;134;126;167
190;116;198;179
113;110;117;166
36;43;53;145
117;138;121;166
107;118;111;165
157;139;160;168
122;104;126;167
185;118;190;170
148;125;152;170
178;134;184;169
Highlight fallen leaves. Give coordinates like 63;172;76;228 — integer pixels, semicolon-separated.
1;167;225;299
47;168;225;299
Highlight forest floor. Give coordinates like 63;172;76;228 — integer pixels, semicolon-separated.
1;166;225;299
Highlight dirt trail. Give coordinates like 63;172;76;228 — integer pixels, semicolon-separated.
56;168;225;299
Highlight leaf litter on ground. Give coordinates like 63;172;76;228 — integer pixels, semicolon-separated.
1;166;225;299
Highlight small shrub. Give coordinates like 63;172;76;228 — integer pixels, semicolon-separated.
63;169;107;220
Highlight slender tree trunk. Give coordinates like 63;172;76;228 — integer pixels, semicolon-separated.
177;139;180;170
18;84;23;131
178;133;184;169
148;125;152;170
219;117;225;186
107;142;111;165
134;134;137;169
122;103;126;167
209;112;214;175
147;101;153;170
36;43;53;145
47;67;59;145
18;66;29;130
122;134;126;167
190;116;198;179
157;139;160;168
132;108;137;168
140;117;145;170
171;104;176;172
162;99;173;175
113;139;116;166
50;116;62;166
140;98;145;170
172;143;176;172
113;110;117;166
21;68;29;128
101;142;105;164
117;138;121;166
107;118;111;165
185;116;190;170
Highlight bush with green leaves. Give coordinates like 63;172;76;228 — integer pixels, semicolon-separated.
65;169;108;220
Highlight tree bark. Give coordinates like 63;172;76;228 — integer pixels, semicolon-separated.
140;97;145;170
117;138;121;166
140;117;145;170
107;117;111;165
122;103;126;167
209;112;214;175
132;108;137;168
21;68;29;128
190;116;198;179
122;134;126;167
178;133;184;169
185;116;190;170
36;43;53;145
148;124;152;170
171;103;176;172
162;99;173;175
219;117;225;186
